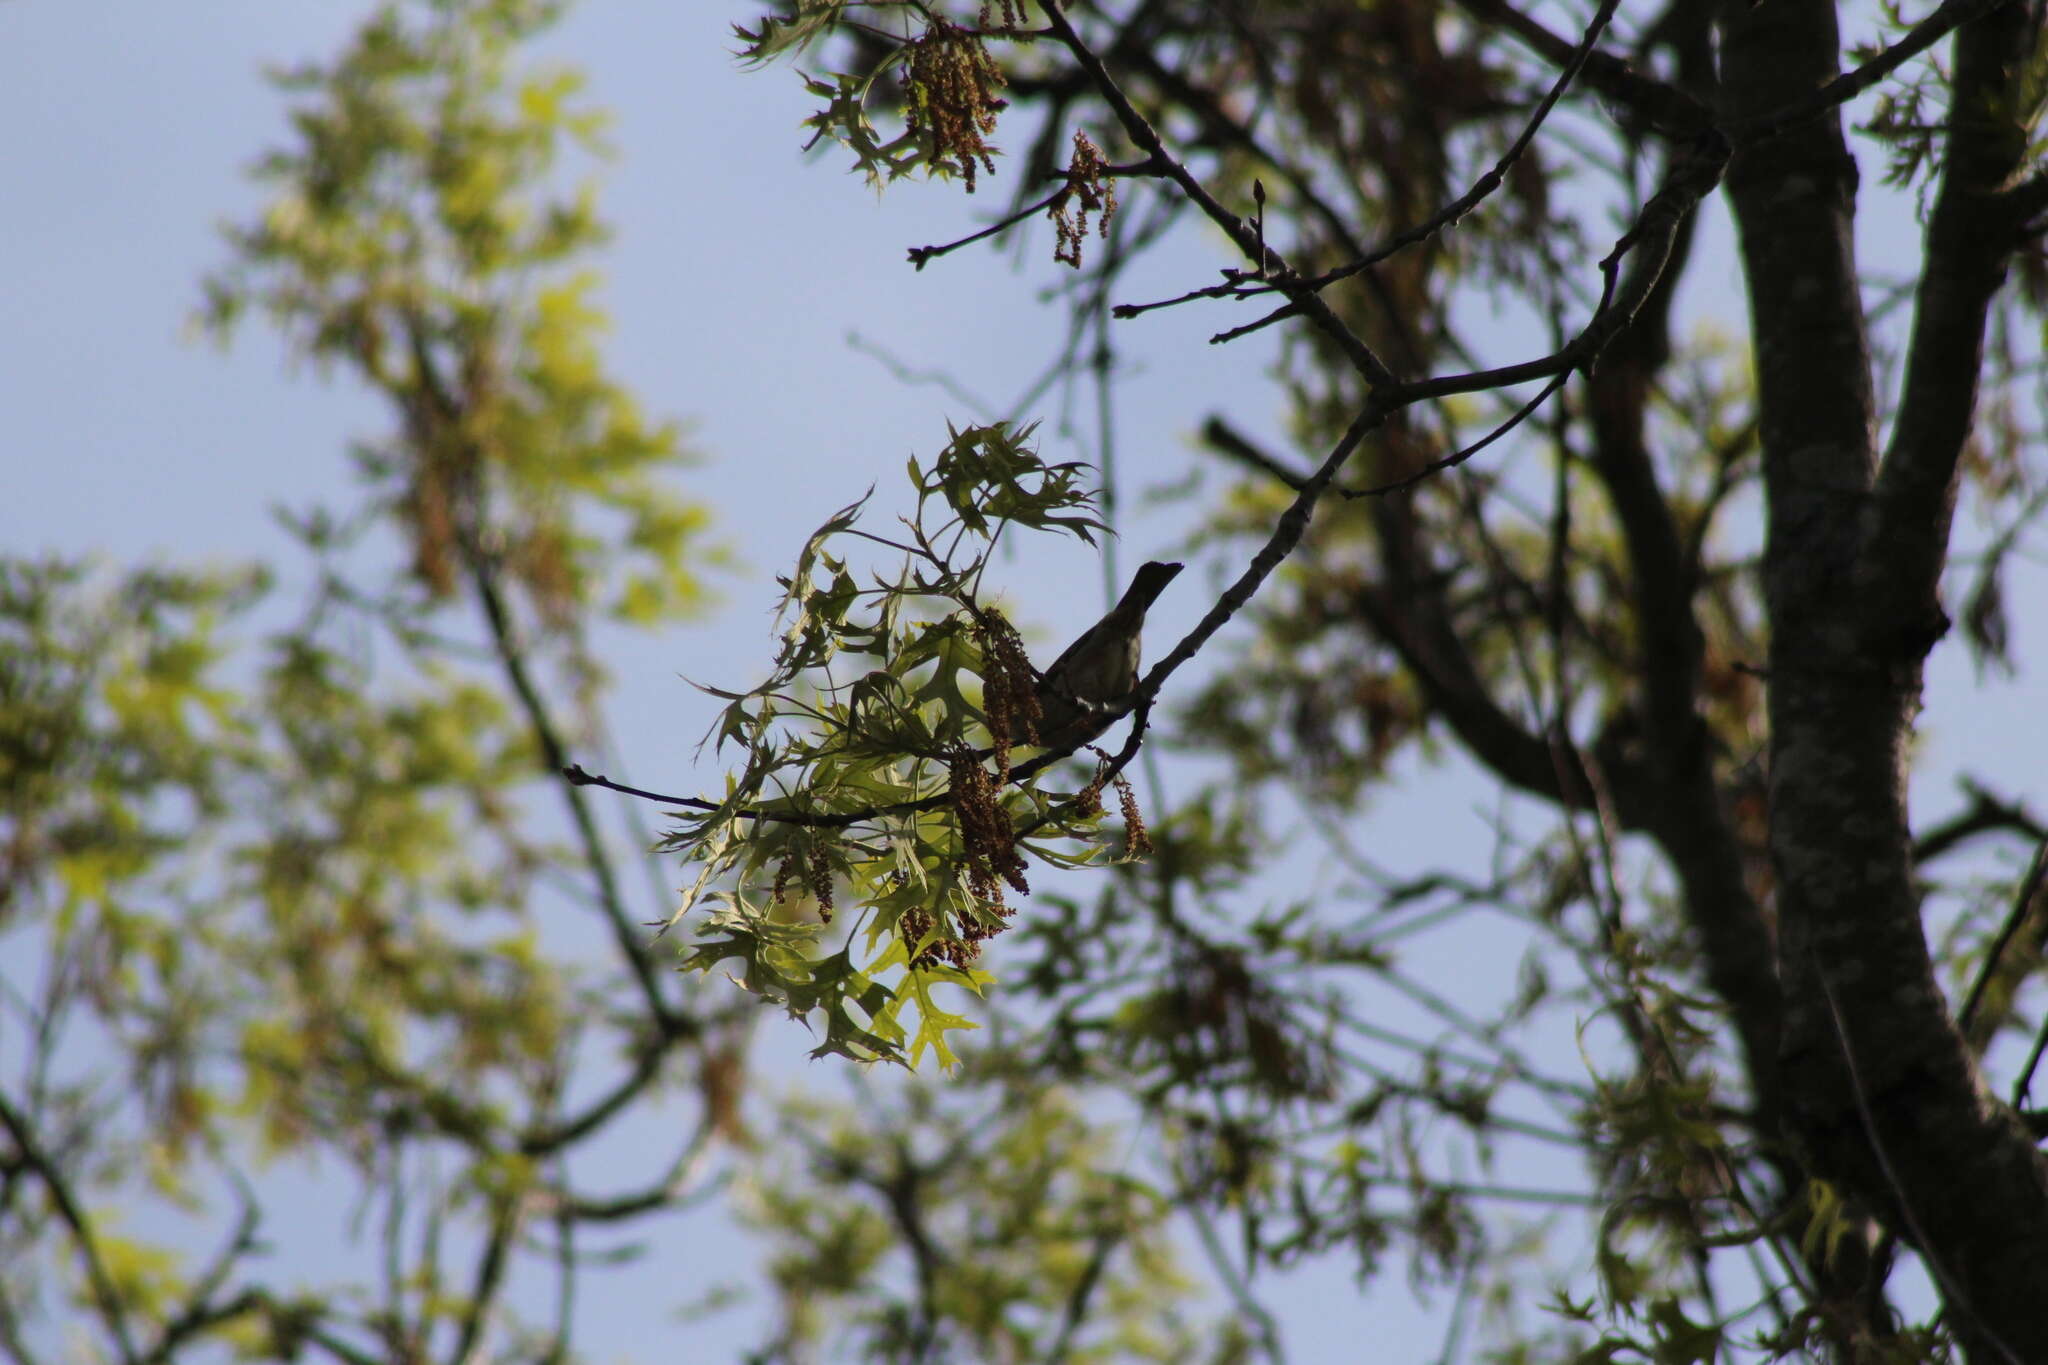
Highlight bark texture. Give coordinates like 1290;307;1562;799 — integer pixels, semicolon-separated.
1722;1;2048;1357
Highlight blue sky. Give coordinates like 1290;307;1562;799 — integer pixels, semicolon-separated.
6;3;2042;1359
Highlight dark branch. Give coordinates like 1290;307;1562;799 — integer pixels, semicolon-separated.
1451;0;1709;136
1725;0;2020;147
0;1091;139;1365
1037;0;1400;390
906;161;1157;270
1916;780;2048;866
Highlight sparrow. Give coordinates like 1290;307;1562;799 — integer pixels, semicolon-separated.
1012;560;1183;748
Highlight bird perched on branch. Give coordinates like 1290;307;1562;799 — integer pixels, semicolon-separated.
1011;560;1183;749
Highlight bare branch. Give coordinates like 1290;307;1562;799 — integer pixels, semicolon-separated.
1036;0;1399;390
1956;836;2048;1042
1726;0;2020;146
1451;0;1709;136
1256;0;1626;306
1870;0;2043;642
1916;780;2048;866
906;161;1154;270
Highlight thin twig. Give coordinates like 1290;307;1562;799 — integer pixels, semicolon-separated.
446;1190;521;1365
907;162;1155;270
1724;0;2015;147
140;1175;263;1364
1184;1196;1289;1365
1956;835;2048;1038
1042;1229;1122;1364
403;312;681;1033
1238;0;1624;309
2015;1017;2048;1107
1037;0;1398;390
1350;372;1571;497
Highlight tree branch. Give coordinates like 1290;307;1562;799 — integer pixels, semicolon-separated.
1726;0;2021;147
0;1091;138;1365
1037;0;1400;390
447;1190;520;1365
1916;779;2048;866
403;310;685;1037
140;1177;263;1364
1871;0;2041;652
1723;0;2048;1353
1450;0;1709;135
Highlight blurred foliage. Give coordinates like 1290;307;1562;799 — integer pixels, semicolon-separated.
2;0;736;1356
737;1078;1229;1364
199;0;715;632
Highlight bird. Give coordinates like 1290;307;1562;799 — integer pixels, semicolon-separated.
1011;560;1183;748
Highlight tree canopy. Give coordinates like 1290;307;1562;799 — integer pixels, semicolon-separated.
6;1;2048;1363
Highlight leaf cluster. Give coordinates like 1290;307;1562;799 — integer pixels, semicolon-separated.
739;1;1036;191
200;0;714;630
665;421;1163;1069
